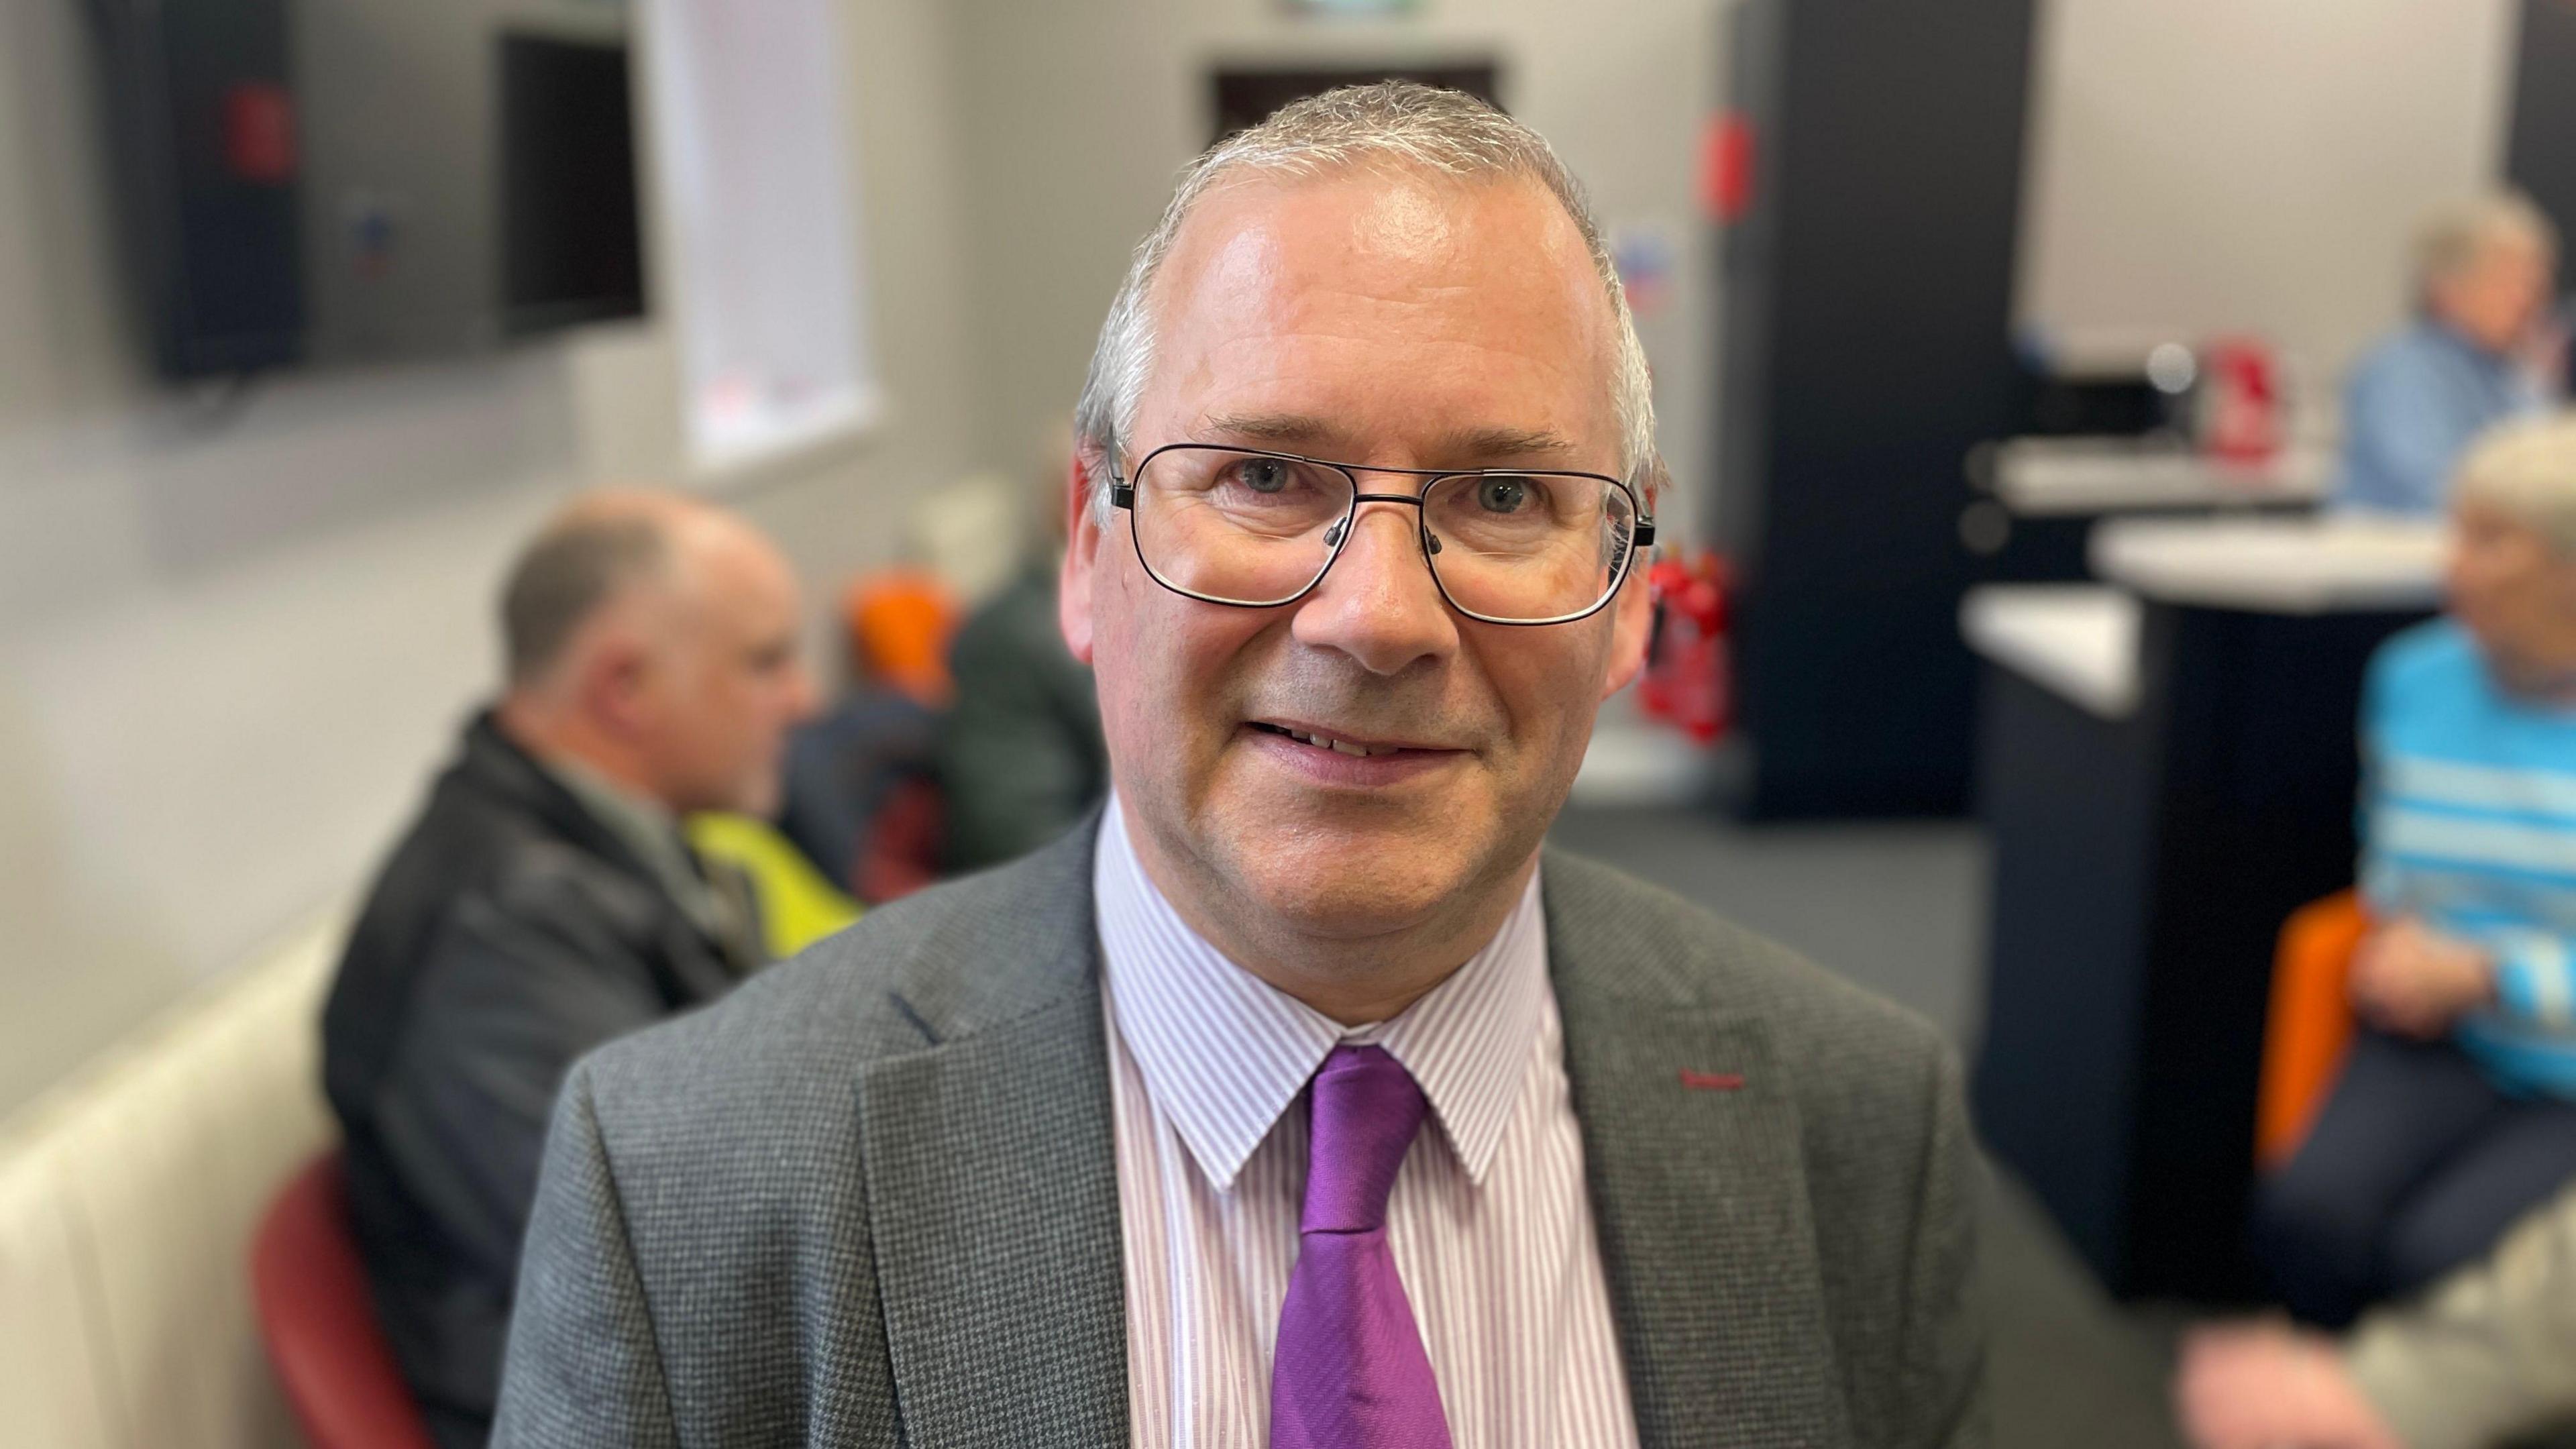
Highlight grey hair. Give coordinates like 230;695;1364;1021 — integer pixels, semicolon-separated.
499;500;677;685
2453;412;2576;555
2416;189;2559;292
1073;82;1658;523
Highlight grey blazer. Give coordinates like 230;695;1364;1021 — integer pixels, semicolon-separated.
492;823;1984;1448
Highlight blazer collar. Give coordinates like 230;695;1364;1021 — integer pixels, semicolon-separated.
852;828;1847;1449
1543;848;1851;1448
853;814;1132;1444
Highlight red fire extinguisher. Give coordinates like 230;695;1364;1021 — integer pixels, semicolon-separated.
2201;335;2284;464
1640;553;1732;744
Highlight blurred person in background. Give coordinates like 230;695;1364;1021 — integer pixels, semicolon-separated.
321;490;816;1448
2182;1171;2576;1449
773;571;949;899
493;84;1980;1448
2334;192;2560;515
2254;417;2576;1342
936;421;1108;871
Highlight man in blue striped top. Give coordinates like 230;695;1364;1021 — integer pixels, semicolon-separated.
2257;414;2576;1332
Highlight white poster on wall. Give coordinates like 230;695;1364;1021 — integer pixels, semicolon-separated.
644;0;879;474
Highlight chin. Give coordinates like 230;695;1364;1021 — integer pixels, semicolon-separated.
722;777;783;821
1214;812;1492;939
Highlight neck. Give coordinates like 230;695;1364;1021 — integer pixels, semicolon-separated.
1116;795;1536;1026
2493;647;2576;704
494;694;670;812
2429;310;2514;360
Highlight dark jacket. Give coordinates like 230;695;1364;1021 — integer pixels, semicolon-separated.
493;820;1984;1448
934;566;1106;871
321;714;746;1448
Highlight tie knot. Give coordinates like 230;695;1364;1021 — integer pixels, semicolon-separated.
1299;1044;1428;1234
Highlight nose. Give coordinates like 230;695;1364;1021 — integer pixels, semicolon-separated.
1288;498;1458;675
784;661;823;722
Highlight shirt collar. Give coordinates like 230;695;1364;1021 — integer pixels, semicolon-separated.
539;754;724;933
2418;315;2514;373
1093;793;1548;1192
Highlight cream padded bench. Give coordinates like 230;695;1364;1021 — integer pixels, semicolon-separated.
0;909;347;1449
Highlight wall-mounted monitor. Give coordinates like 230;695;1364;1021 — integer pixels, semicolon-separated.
86;0;647;380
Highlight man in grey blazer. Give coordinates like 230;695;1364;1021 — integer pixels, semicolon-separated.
495;83;1982;1448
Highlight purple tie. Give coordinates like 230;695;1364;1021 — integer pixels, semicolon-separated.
1270;1044;1456;1449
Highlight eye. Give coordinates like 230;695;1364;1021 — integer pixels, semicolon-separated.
1475;476;1534;513
1230;458;1292;494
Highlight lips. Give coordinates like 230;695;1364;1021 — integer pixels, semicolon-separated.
1246;720;1458;758
1249;722;1401;757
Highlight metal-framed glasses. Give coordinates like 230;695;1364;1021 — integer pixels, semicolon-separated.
1108;443;1656;626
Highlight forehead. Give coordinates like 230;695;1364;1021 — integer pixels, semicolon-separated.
669;525;796;627
2469;227;2552;269
1140;170;1620;466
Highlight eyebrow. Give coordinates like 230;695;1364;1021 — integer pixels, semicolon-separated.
1197;413;1587;466
1200;412;1345;449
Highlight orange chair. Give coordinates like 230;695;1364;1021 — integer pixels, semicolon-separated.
843;570;959;707
2255;890;2374;1169
251;1150;437;1449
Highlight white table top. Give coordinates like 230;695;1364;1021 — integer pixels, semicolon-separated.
2089;515;2448;614
1959;584;2143;720
1991;437;2331;516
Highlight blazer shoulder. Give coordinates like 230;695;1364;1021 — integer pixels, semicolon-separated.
576;826;1101;1153
1543;846;1953;1077
1543;848;1969;1283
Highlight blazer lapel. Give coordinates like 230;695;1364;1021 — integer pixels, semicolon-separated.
852;825;1130;1445
1550;885;1850;1448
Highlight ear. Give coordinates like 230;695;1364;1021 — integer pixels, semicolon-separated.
571;625;655;735
1599;547;1656;700
1059;448;1103;665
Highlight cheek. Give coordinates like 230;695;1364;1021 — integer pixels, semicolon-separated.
1089;554;1260;755
1473;626;1611;756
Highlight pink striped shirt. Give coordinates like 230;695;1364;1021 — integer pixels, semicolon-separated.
1094;800;1642;1448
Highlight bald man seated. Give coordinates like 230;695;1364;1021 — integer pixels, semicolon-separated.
321;492;818;1448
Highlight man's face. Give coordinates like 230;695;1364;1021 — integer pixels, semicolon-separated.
638;529;817;817
2447;498;2576;681
2432;235;2555;354
1062;172;1653;947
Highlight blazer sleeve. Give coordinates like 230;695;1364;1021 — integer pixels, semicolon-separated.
1900;1045;1989;1449
490;1059;682;1449
2344;1177;2576;1449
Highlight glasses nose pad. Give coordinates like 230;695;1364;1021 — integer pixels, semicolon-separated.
1426;533;1444;556
1324;519;1346;549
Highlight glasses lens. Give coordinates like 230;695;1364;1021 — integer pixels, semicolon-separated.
1132;448;1354;605
1421;472;1636;622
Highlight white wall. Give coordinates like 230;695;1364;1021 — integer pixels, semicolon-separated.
3;0;2536;1116
942;0;1724;544
0;0;985;1116
2015;0;2520;392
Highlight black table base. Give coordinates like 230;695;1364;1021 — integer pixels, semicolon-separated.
1972;601;2428;1300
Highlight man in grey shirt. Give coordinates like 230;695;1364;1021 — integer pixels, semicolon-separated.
2182;1175;2576;1448
323;492;814;1446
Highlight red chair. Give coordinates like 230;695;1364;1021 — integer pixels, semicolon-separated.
250;1150;438;1449
853;774;947;905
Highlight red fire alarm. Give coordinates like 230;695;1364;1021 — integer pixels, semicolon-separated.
221;83;298;186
